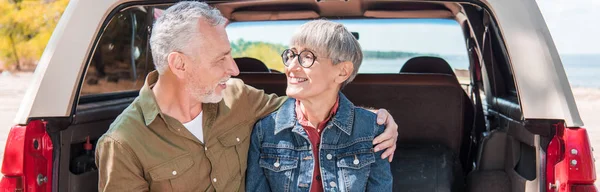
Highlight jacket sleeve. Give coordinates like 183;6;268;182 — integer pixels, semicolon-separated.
95;135;149;192
245;121;272;192
367;124;394;191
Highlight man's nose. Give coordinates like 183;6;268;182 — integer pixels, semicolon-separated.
228;56;240;76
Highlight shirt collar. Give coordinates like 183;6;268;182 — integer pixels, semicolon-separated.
138;70;163;126
275;92;354;135
137;70;220;138
294;97;339;128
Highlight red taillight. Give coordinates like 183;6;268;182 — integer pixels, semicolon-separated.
0;176;23;191
0;120;53;192
571;185;598;192
547;130;563;192
547;122;597;192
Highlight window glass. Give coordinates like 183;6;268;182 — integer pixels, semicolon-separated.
80;6;156;96
226;19;470;83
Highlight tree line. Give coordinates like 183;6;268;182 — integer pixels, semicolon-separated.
231;39;435;72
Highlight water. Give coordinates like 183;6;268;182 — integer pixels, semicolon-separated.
562;54;600;88
360;54;600;88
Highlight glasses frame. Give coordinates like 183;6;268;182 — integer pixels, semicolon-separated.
281;49;317;68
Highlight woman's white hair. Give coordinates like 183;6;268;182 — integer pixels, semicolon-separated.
150;1;226;74
290;19;363;87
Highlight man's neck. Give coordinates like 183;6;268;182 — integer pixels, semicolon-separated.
152;74;202;123
299;91;338;127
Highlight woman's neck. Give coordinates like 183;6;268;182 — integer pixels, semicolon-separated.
298;91;339;127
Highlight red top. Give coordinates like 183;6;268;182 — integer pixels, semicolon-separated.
295;98;340;192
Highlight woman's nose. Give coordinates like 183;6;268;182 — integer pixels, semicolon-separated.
286;56;302;71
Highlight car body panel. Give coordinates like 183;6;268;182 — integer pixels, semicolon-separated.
13;0;584;127
484;0;583;127
14;0;122;125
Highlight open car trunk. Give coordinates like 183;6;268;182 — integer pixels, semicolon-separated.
47;96;136;191
47;73;543;192
35;0;572;191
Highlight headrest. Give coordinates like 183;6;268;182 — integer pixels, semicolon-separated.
400;56;455;76
234;57;270;72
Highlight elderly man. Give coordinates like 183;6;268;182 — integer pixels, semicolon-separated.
95;2;398;192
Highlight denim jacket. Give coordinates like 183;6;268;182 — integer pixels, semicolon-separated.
246;93;393;192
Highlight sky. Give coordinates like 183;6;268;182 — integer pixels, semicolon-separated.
226;19;468;55
536;0;600;54
227;0;600;55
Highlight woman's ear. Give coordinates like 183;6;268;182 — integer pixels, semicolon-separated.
335;61;354;84
168;52;186;79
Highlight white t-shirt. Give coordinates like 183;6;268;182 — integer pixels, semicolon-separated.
183;112;204;143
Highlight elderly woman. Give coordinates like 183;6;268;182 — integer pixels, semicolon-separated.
246;20;393;192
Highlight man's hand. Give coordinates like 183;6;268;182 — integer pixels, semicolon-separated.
372;109;398;162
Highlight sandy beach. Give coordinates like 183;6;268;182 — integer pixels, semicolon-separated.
0;72;598;186
0;72;34;167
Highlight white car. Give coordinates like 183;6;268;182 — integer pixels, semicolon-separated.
0;0;595;191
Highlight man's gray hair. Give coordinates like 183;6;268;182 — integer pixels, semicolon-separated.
150;1;226;74
290;19;363;87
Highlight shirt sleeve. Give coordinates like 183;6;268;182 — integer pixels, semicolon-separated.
243;83;287;120
95;135;149;192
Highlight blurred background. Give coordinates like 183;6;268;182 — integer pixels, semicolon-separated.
0;0;598;187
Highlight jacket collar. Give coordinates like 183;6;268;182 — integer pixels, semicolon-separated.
274;92;355;135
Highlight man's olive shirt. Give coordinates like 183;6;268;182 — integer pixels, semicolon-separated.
95;71;286;191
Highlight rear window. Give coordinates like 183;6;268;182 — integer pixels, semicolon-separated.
79;6;159;97
80;12;471;99
226;19;469;81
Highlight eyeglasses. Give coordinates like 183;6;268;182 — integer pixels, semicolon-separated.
281;49;317;68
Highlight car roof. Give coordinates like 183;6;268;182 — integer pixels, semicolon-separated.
15;0;583;127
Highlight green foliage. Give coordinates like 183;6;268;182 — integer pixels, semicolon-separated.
231;39;287;72
0;0;69;70
230;39;437;72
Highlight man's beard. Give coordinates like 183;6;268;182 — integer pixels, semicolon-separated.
186;76;230;104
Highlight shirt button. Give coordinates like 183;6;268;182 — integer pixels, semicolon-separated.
274;162;280;168
354;159;360;165
213;178;217;182
204;147;208;151
326;154;333;160
236;137;240;142
316;175;321;181
329;181;337;188
172;171;177;175
177;129;180;131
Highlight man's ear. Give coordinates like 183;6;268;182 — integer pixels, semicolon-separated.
335;61;354;84
168;52;186;79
